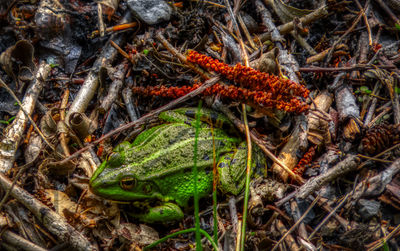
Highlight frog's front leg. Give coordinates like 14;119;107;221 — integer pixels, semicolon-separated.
130;202;184;223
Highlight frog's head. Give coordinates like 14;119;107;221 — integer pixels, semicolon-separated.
89;147;162;202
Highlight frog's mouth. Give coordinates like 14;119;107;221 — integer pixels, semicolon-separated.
90;183;161;202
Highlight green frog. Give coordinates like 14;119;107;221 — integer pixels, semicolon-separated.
89;107;266;223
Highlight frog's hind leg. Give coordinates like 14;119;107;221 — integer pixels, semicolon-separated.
159;108;198;127
218;142;267;195
130;202;184;223
217;145;247;196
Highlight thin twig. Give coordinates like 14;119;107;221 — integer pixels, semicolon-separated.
271;195;321;251
324;4;366;65
299;64;395;72
358;143;400;170
307;193;351;240
354;0;372;46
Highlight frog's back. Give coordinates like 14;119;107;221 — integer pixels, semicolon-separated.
128;123;238;178
126;122;239;205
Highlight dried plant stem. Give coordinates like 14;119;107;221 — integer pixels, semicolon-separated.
222;1;254;249
290;200;310;247
357;154;393;163
156;32;209;79
366;222;400;251
238;14;257;50
374;0;400;28
299;64;396;72
96;3;105;37
355;0;372;45
357;143;400;170
274;219;300;250
59;89;71;156
324;2;366;65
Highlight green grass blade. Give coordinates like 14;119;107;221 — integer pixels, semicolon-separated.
193;101;203;250
239;104;252;250
144;228;219;250
213;188;218;245
211;125;219;245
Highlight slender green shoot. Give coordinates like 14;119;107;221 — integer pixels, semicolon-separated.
144;228;219;250
211;126;219;244
239;104;252;251
212;190;218;244
193;101;203;250
0;116;15;125
383;241;390;251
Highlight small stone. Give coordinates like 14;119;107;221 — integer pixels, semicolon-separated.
357;199;381;220
127;0;172;25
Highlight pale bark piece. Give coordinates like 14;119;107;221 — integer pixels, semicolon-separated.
0;62;51;173
335;85;360;122
351;158;400;201
272;115;308;182
296;154;360;200
307;90;334;145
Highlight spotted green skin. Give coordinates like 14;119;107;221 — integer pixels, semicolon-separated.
90;108;266;223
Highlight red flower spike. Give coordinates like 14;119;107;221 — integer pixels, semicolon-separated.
187;51;310;99
132;83;309;114
131;51;310;114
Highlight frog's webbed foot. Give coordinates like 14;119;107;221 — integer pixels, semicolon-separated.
130;202;184;223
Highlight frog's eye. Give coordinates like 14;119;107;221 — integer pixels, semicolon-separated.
107;152;123;168
120;176;137;190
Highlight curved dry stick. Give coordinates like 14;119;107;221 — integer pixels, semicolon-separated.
0;172;95;251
